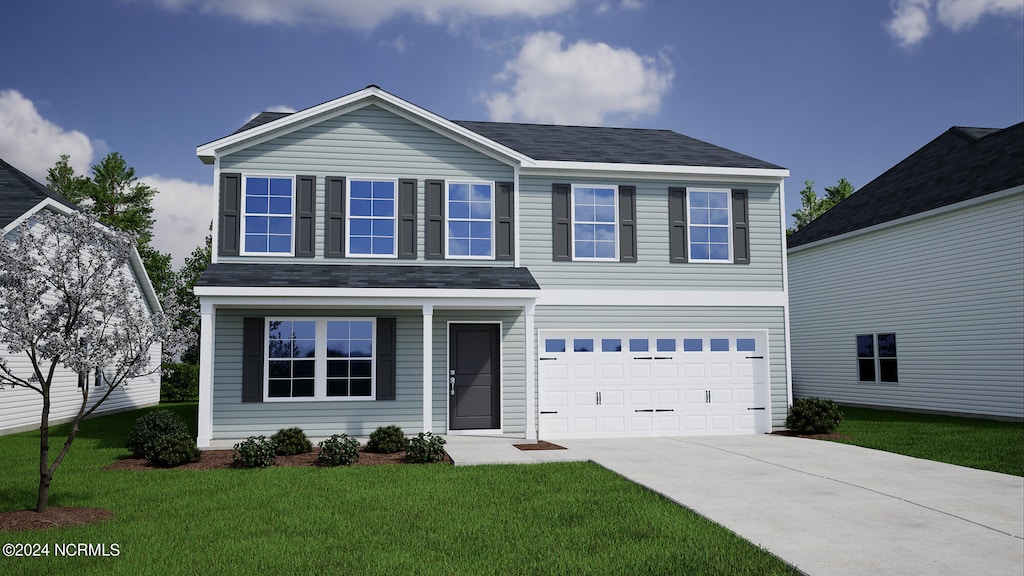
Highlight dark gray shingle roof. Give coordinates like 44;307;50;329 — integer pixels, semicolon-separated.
0;158;78;228
228;110;783;170
788;122;1024;249
197;263;540;291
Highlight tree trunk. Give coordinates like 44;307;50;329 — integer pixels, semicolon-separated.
36;389;52;514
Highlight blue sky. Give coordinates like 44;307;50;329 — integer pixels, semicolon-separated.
2;0;1021;265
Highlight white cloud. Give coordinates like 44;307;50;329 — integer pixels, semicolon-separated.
483;31;673;125
147;0;580;29
243;105;297;125
0;89;93;182
887;0;1023;46
142;175;215;266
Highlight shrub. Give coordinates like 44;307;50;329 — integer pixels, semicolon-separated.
271;427;313;456
786;397;844;434
147;432;201;468
366;425;409;454
126;410;189;459
406;432;447;463
233;436;278;468
160;361;199;403
317;434;360;466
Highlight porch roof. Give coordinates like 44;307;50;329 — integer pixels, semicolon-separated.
196;263;540;291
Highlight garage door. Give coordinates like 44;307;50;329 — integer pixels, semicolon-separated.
538;331;769;439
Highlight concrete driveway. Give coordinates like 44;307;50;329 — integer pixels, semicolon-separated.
444;434;1024;575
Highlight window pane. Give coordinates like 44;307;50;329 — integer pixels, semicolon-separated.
879;359;898;382
246;177;269;196
449;221;470;238
269;197;292;215
327;322;350;339
683;339;702;352
372;219;394;236
629;339;648;352
373;181;395;198
351;360;372;378
350;322;372;339
575;187;594;204
709;227;730;243
877;333;897;357
350;237;371;254
602;339;621;352
595;224;615;241
656;339;676;352
449;239;469;256
327;380;348;397
574;241;595;259
269;361;290;378
351;199;372;216
690;244;710;260
246;197;268;214
292;360;315;378
708;191;728;208
246;216;268;234
595;205;615;222
469;222;490;239
371;237;393;255
858;359;876;382
709;244;729;260
709;208;729;225
576;205;596;222
293;379;315;397
856;335;874;358
594;242;616;259
268;235;291;253
574;339;594;352
268;216;291;234
690;207;709;225
351;180;372;198
575;223;595;241
594;187;615;204
350;379;372;396
470;239;491;256
449;201;470;219
327;360;348;377
268;380;291;398
449;183;469;201
471;184;492;201
372;199;394;217
269;178;292;196
737;339;756;352
690;226;709;243
545;339;566;353
470;201;491;219
710;339;729;352
690;191;709;207
350;219;372;236
350;340;373;358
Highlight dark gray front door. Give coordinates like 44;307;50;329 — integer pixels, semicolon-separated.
449;324;500;430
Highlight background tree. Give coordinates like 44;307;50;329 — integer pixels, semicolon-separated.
0;211;179;513
47;153;175;296
161;231;212;402
788;178;855;234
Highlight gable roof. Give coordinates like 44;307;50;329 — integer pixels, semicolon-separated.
788;122;1024;249
199;86;786;174
0;158;78;229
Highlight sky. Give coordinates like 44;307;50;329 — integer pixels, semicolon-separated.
1;0;1022;267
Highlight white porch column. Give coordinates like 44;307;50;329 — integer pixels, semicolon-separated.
196;302;215;448
524;302;537;440
422;303;434;433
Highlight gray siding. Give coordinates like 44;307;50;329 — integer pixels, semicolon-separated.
534;305;790;428
789;191;1024;419
220;104;514;265
519;176;785;290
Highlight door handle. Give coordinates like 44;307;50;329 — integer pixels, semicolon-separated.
449;376;455;395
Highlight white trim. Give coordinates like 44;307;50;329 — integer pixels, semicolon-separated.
446;321;504;434
2;197;74;233
537;289;787;308
788;185;1024;254
778;179;794;406
570;183;619;261
238;174;296;257
194;286;539;303
422;304;433;433
524;302;536;440
523;161;789;180
444;180;496;260
686;188;733;263
197;303;215;448
211;157;221;264
346;177;399;259
513;164;522;267
262;317;377;402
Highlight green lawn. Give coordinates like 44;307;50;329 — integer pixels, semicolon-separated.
831;406;1024;476
0;404;796;575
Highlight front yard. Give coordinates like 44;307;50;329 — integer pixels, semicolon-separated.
0;404;796;575
830;406;1024;476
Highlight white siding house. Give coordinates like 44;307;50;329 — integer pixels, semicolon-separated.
788;124;1024;420
0;158;163;435
193;86;792;447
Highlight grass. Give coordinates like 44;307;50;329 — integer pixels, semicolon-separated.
0;404;796;575
831;406;1024;476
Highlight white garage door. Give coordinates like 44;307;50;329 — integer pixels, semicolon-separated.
538;330;769;439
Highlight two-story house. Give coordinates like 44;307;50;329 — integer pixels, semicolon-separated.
193;86;791;448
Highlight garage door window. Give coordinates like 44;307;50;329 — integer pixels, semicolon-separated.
656;339;676;352
683;339;702;352
602;339;622;352
574;339;594;352
737;339;756;352
545;339;566;353
629;339;649;352
710;338;730;352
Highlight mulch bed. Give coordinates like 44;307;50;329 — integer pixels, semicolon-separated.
2;448;450;533
513;440;567;451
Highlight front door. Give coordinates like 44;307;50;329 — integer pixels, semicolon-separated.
449;324;500;430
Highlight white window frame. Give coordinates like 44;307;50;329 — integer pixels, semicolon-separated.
687;187;733;263
264;317;377;402
445;181;495;260
240;174;296;257
571;183;619;261
346;178;399;259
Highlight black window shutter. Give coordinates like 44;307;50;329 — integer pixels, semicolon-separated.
397;179;418;259
732;189;750;265
242;317;265;403
618;185;637;262
669;187;688;263
425;179;445;259
495;181;515;261
552;183;571;261
376;318;397;400
324;176;346;258
218;172;241;256
295;175;316;258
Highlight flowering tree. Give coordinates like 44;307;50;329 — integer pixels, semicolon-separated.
0;211;177;513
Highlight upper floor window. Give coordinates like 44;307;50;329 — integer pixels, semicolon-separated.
573;185;617;260
688;189;731;262
243;176;294;255
447;182;493;258
348;179;397;257
857;333;898;383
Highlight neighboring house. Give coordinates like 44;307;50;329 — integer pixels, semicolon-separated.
788;123;1024;420
0;158;163;435
193;85;792;447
